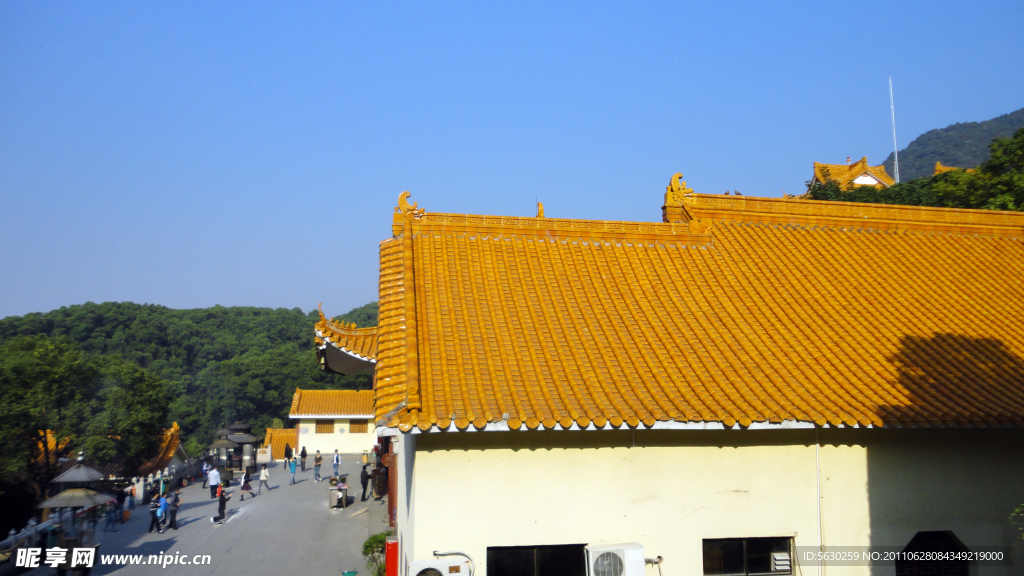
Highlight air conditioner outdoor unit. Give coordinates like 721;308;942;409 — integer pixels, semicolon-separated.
409;558;471;576
586;543;645;576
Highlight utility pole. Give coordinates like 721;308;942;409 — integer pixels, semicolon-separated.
889;76;900;183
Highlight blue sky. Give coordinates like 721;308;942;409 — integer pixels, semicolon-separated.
2;1;1022;319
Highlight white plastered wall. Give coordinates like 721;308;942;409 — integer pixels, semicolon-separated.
293;418;377;458
399;428;1024;576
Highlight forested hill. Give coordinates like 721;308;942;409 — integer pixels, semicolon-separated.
0;301;378;456
883;107;1024;181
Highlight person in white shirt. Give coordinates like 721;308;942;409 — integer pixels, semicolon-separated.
332;450;340;477
208;467;221;499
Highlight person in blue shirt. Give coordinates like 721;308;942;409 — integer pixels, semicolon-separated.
158;492;169;528
289;457;297;485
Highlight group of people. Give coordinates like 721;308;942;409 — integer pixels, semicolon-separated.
147;487;181;533
102;484;136;532
281;444;343;485
135;448;374;533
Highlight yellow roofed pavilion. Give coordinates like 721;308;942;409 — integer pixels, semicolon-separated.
812;156;895;188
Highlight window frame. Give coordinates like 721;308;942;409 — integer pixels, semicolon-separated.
315;419;335;434
702;537;793;576
350;419;369;434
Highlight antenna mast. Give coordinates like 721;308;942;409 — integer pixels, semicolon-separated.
889;76;900;183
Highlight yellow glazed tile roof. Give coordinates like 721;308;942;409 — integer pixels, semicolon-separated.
262;428;297;460
362;188;1024;432
934;161;975;175
813;157;895;188
314;306;378;359
290;389;375;418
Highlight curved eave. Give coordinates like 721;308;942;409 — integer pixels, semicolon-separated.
316;330;377;375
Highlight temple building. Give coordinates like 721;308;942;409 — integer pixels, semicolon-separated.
934;161;975;175
811;156;895;188
287;389;375;455
316;177;1024;576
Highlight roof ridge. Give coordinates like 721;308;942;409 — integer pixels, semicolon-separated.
678;194;1024;237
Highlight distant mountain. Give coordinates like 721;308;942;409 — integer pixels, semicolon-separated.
883;107;1024;181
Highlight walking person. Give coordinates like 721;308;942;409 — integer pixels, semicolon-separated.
257;464;270;494
166;487;181;530
360;465;370;501
289;456;297;485
313;451;323;482
300;446;307;472
148;490;165;534
240;469;253;500
208;466;221;499
159;491;169;528
210;483;231;524
114;486;126;523
332;449;340;478
103;499;119;532
128;484;136;511
283;444;292;469
201;459;211;488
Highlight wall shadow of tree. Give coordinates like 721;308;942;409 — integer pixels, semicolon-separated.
885;333;1024;426
866;333;1024;576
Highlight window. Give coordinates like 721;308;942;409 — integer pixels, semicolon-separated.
488;545;586;576
315;419;335;434
350;419;369;433
703;538;792;576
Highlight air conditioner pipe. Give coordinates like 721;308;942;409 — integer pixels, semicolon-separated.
433;551;475;576
645;556;664;576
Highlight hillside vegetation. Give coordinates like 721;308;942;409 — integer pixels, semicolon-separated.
0;302;377;456
883;107;1024;181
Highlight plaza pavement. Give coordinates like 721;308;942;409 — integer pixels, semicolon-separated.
30;454;389;576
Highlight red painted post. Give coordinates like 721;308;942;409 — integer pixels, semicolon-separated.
385;535;399;576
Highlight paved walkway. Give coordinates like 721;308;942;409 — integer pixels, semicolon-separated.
31;455;389;576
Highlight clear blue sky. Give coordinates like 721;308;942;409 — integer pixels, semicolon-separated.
2;1;1022;319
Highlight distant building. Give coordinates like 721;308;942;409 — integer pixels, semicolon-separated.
812;156;895;188
288;389;375;455
261;427;297;461
934;161;975;175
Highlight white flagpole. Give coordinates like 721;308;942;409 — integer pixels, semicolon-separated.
889;76;900;183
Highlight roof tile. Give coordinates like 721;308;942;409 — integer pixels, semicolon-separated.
355;190;1024;430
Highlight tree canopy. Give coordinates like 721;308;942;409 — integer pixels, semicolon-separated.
0;302;377;458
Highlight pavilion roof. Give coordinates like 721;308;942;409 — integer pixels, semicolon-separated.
352;186;1024;432
813;156;895;188
262;428;297;460
314;309;378;375
289;389;375;418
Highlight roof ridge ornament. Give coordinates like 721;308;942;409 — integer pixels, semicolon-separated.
666;172;694;204
662;172;695;223
397;191;426;219
536;202;545;218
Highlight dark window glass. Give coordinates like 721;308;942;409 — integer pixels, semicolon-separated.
488;547;534;576
488;545;585;576
537;546;586;576
704;539;746;575
703;538;792;576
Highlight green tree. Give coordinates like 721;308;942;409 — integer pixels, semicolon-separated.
0;336;172;505
82;357;171;478
0;302;378;456
0;336;98;501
